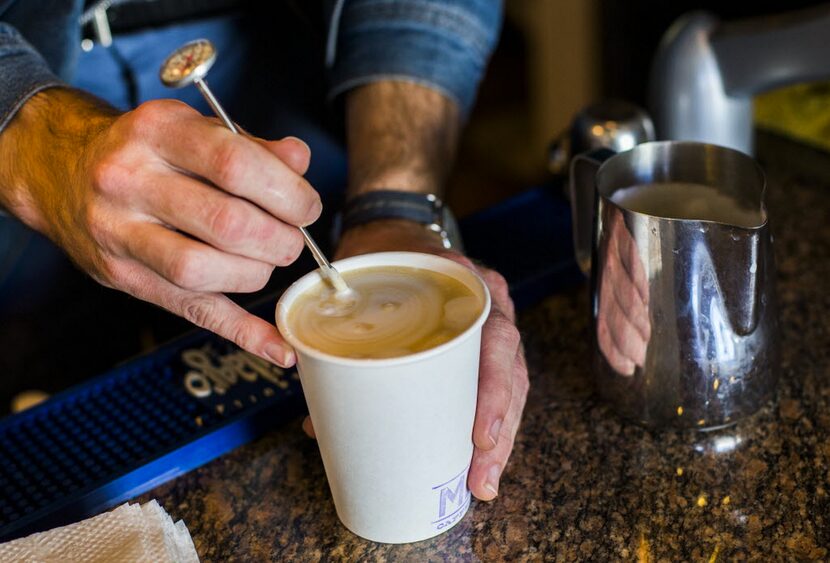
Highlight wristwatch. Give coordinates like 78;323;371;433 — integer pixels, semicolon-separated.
336;190;463;251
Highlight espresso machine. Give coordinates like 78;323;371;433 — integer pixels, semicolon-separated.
649;4;830;155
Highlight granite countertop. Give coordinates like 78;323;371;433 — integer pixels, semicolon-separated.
140;135;830;561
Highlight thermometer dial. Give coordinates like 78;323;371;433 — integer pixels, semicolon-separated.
159;39;216;88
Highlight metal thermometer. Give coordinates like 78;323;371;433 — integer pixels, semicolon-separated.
159;39;350;295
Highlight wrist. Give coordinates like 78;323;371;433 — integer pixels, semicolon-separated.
345;82;459;199
348;175;441;198
0;88;117;230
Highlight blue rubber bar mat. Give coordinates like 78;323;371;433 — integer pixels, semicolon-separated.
459;182;582;310
0;323;305;542
0;182;579;542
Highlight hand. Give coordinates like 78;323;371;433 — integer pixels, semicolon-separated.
596;207;651;375
0;89;321;366
301;218;529;501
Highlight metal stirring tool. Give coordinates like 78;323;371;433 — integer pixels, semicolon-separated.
159;39;351;295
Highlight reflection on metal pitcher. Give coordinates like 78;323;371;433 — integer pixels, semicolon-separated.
596;206;651;376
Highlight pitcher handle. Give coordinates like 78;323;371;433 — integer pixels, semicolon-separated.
569;148;616;276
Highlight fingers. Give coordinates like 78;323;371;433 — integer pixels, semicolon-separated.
66;100;312;365
302;416;316;438
120;221;276;293
472;308;520;451
616;220;650;305
112;259;295;367
608;246;650;342
466;265;527;501
481;269;515;322
229;122;310;175
610;209;650;310
611;277;651;343
136;170;305;266
471;267;519;452
596;211;651;375
469;346;529;501
597;266;648;375
603;296;646;364
605;282;649;364
84;100;316;272
147;108;321;227
597;309;637;375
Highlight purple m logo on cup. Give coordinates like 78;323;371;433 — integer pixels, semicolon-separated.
431;464;471;531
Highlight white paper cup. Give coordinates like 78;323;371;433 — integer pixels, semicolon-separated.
276;252;491;544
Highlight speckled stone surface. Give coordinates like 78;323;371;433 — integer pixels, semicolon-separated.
140;135;830;561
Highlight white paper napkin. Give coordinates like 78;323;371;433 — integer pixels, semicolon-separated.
0;501;199;562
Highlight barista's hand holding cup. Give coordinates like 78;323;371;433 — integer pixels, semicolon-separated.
276;252;490;543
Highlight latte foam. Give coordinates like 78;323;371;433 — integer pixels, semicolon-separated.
286;266;484;359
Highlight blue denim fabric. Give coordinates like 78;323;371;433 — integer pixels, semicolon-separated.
328;0;502;117
0;0;502;135
0;0;82;131
0;23;63;132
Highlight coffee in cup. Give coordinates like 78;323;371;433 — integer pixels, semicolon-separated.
286;265;484;360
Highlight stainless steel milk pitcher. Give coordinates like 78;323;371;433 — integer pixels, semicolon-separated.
570;141;779;429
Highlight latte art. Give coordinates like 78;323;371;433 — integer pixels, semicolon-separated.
287;266;484;359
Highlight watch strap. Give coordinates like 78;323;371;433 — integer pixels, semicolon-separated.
341;190;462;250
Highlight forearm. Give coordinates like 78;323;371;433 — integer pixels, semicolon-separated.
345;81;461;198
331;0;502;198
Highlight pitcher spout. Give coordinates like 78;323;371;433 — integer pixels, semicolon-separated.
690;223;771;339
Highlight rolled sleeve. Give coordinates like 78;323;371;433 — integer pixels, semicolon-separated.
327;0;503;117
0;23;64;133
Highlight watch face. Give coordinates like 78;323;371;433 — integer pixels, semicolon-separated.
159;39;217;88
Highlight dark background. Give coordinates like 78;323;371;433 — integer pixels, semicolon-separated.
598;0;824;105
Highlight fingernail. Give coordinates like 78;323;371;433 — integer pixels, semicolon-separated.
265;343;294;367
302;198;323;227
489;419;502;447
484;464;501;498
